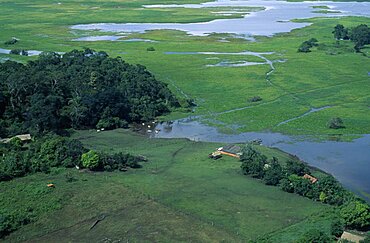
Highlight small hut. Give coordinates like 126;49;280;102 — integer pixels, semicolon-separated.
303;174;318;184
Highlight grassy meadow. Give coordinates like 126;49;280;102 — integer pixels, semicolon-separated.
2;129;331;242
0;0;369;136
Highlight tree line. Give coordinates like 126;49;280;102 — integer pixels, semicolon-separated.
0;49;180;138
0;135;146;183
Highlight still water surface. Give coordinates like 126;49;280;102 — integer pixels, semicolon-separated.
72;0;370;36
152;119;370;200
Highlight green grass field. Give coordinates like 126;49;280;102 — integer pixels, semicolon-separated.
0;0;369;241
2;129;331;242
0;0;369;136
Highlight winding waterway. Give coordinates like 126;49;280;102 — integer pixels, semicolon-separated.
70;0;370;199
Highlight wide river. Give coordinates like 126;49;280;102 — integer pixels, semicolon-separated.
71;0;370;200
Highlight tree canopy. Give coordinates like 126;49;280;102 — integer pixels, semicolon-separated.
333;24;370;51
0;49;179;137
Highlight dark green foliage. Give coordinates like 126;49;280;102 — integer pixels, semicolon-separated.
64;172;77;182
96;108;128;130
340;199;370;229
297;229;331;243
98;152;142;171
333;24;370;51
147;46;155;51
298;38;319;53
9;49;28;56
279;178;294;193
327;117;345;129
80;150;143;171
81;150;100;170
0;209;34;238
333;24;349;40
285;160;308;176
4;38;18;45
240;145;267;178
360;233;370;243
288;174;313;197
9;49;20;55
331;216;345;238
248;96;262;102
0;49;178;137
316;176;347;205
263;157;283;186
349;24;370;52
0;135;86;181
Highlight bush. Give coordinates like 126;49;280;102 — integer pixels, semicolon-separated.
4;38;18;45
340;199;370;229
297;229;331;243
331;217;345;238
317;176;347;206
285;160;308;176
360;233;370;243
9;49;21;55
289;174;313;197
96;117;128;130
327;117;345;129
298;38;319;52
147;47;155;51
98;152;143;171
263;157;283;186
248;96;262;102
0;209;34;239
240;145;267;178
81;150;100;170
279;178;294;193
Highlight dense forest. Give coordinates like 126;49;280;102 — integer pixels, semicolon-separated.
0;49;179;138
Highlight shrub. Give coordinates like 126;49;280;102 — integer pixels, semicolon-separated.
331;217;345;238
340;199;370;229
0;209;34;239
81;150;100;170
147;47;155;51
360;233;370;243
240;145;267;178
298;38;319;52
263;157;283;186
289;174;313;197
96;117;128;130
4;38;18;45
280;178;294;193
297;229;331;243
9;49;21;55
327;117;345;129
285;160;308;176
249;96;262;102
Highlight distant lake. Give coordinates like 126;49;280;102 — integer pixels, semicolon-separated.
71;0;370;37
